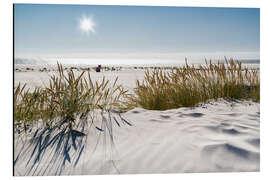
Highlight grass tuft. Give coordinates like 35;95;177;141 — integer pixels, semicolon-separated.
14;63;133;133
133;58;260;110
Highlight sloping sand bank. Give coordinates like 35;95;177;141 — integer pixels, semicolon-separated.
14;100;259;176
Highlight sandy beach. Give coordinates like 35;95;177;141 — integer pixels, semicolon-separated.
14;65;260;176
11;3;262;177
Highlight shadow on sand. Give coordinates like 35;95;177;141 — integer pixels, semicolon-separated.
14;112;132;176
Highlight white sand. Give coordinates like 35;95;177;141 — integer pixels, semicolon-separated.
14;66;260;176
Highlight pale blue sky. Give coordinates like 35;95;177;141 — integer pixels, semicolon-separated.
14;4;260;62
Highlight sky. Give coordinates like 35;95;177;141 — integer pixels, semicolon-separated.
14;4;260;64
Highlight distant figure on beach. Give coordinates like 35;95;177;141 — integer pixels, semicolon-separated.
96;65;101;72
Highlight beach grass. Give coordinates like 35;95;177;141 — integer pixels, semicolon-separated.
133;58;260;110
14;63;132;133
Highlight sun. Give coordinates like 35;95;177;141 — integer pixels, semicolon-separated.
79;15;96;35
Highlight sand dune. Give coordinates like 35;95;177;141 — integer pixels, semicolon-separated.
14;100;259;176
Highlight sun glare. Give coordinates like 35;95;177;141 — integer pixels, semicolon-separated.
79;15;96;35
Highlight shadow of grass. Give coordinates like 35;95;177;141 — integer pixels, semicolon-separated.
14;111;132;176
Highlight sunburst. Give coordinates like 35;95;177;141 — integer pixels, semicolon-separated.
79;15;96;35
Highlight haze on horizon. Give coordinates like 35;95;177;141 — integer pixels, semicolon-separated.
14;4;260;64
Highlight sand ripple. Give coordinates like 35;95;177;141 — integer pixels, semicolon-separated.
14;100;259;175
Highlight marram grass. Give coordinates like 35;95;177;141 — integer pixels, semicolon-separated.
133;58;260;110
14;63;133;133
